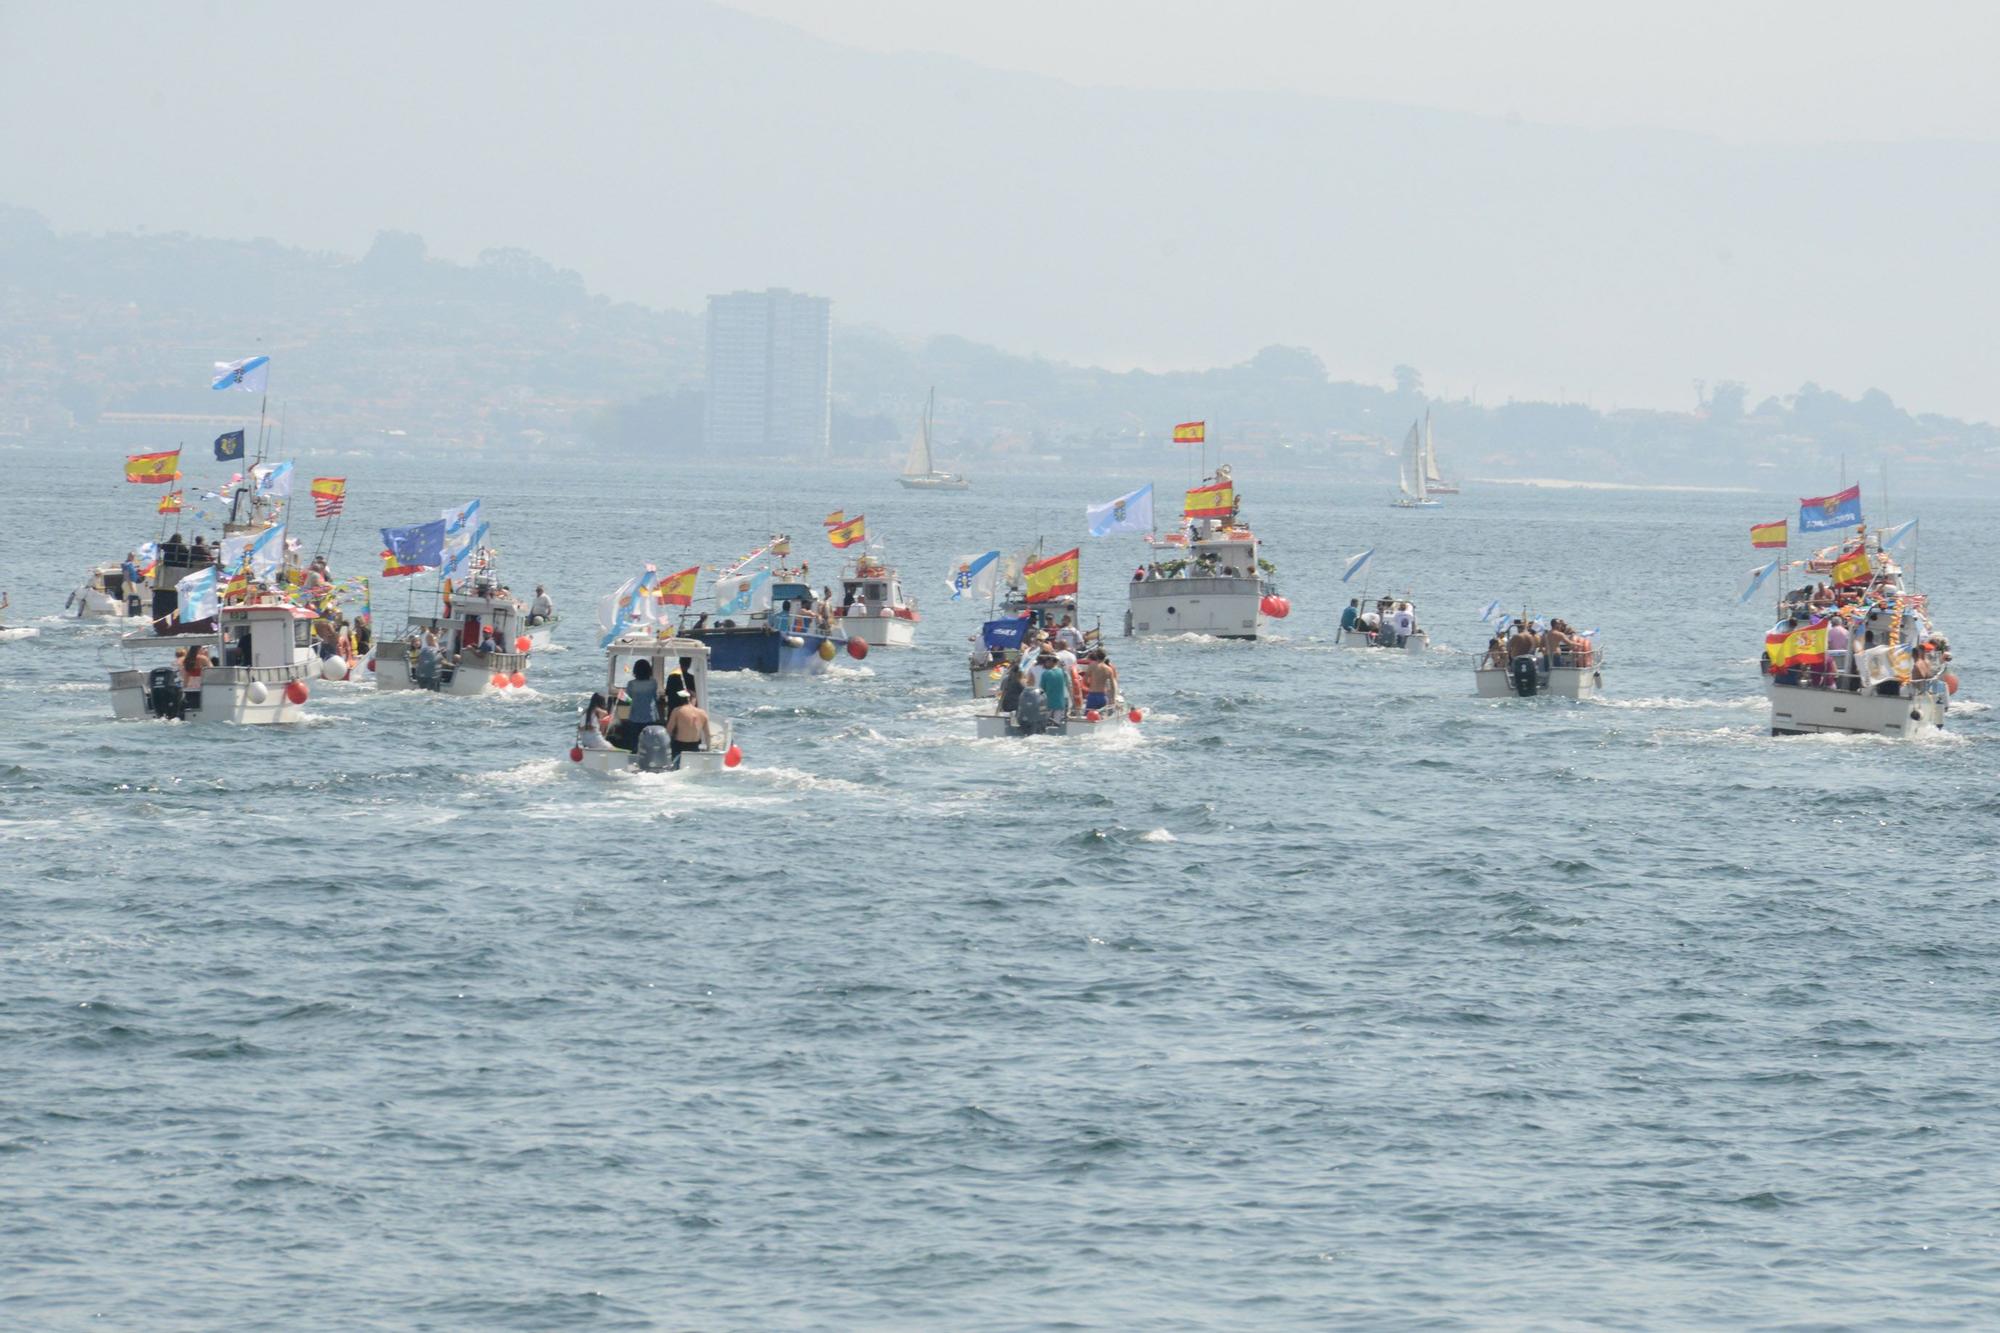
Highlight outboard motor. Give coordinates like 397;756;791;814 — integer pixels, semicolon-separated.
1015;689;1048;735
634;724;674;772
1510;655;1540;698
146;666;185;720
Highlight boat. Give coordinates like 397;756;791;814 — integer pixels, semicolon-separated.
108;602;318;723
976;652;1139;738
1420;411;1459;495
374;553;535;696
836;552;919;649
1126;466;1281;639
1334;595;1429;652
523;616;560;653
896;389;970;491
1392;418;1441;508
683;567;853;674
969;546;1095;697
1475;623;1604;699
1764;527;1951;738
568;634;739;774
68;562;147;620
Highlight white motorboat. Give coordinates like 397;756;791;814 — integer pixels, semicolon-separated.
896;388;970;491
1475;645;1605;700
374;580;534;696
108;603;319;724
1768;679;1946;737
569;633;738;775
1335;595;1429;652
969;547;1095;697
836;554;919;649
69;563;146;620
524;616;560;653
1126;466;1281;640
1392;417;1442;508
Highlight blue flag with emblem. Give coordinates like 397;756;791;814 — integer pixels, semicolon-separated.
947;550;1001;601
981;618;1029;650
214;430;245;461
1798;484;1862;533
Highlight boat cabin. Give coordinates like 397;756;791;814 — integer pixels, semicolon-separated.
601;634;712;737
218;603;316;668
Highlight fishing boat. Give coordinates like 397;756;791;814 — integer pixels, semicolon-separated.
1392;418;1441;508
969;545;1094;698
1474;620;1604;699
568;633;740;774
896;388;970;491
683;564;853;674
1420;411;1459;495
108;603;318;723
1764;526;1951;738
374;554;534;696
1126;466;1283;639
836;553;919;649
1334;595;1429;652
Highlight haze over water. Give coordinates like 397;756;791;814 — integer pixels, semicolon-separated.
4;446;1996;1326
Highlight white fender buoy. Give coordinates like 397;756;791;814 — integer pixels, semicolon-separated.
784;635;806;648
247;680;270;704
320;655;348;682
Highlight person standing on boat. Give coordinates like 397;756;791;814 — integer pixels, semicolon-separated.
667;694;712;764
1083;651;1116;713
1038;651;1070;717
417;629;441;690
1055;616;1084;653
1506;621;1538;665
997;660;1026;715
620;658;661;749
1391;603;1414;648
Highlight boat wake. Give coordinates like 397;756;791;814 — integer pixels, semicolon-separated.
0;627;41;641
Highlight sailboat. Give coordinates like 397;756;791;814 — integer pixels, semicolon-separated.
1391;418;1440;508
1420;410;1459;495
896;388;970;491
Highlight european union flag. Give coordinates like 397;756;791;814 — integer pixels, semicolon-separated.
380;519;447;569
214;430;245;461
981;618;1029;650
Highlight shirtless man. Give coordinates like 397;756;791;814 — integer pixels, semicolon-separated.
668;695;712;763
1082;652;1118;712
1506;622;1539;663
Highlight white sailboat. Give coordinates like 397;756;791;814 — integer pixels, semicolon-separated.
896;388;970;491
1421;411;1459;495
1391;419;1440;508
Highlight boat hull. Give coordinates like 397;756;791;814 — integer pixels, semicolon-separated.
375;647;530;696
686;626;844;674
1335;628;1428;652
575;745;730;776
1128;577;1261;639
1475;662;1604;699
524;618;559;652
898;476;970;491
1768;681;1947;737
109;664;312;724
840;613;918;649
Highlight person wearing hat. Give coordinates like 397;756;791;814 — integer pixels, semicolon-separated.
1037;650;1070;718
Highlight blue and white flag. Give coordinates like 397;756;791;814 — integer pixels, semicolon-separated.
1341;548;1374;583
1087;483;1154;537
714;568;772;617
381;519;447;570
1737;557;1780;605
439;521;489;579
442;499;481;534
176;566;219;623
247;522;287;580
253;460;293;499
1883;518;1918;550
947;550;1001;601
1478;599;1501;623
1798;483;1862;533
597;566;657;647
211;355;271;394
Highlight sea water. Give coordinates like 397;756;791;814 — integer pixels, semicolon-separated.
2;444;1995;1328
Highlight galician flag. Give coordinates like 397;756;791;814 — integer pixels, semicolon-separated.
714;568;773;617
598;566;657;647
1341;549;1374;583
1086;483;1153;537
176;566;219;623
253;460;293;498
246;522;287;580
947;550;1001;601
212;355;271;394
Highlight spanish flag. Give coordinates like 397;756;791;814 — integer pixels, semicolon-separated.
1766;620;1829;670
1750;519;1787;549
125;449;181;484
1024;547;1080;603
1831;544;1872;587
310;477;347;518
158;490;185;515
222;567;249;603
1172;420;1205;445
1184;480;1234;518
654;565;699;607
823;510;846;529
381;548;425;578
828;515;867;549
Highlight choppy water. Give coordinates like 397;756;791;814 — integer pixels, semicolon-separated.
3;445;1996;1329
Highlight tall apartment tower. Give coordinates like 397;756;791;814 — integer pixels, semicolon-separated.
702;288;832;458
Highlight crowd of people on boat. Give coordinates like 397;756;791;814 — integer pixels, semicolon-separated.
982;618;1122;732
1480;617;1596;670
1765;577;1949;696
577;657;713;760
1340;597;1420;646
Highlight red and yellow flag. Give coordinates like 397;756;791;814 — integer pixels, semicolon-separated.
222;568;249;603
1766;620;1829;670
1831;545;1872;587
124;450;181;484
310;477;347;518
828;515;867;548
654;565;699;607
1750;519;1787;549
382;548;425;578
157;490;185;515
822;510;846;529
1172;420;1205;445
1184;481;1234;518
1024;547;1080;603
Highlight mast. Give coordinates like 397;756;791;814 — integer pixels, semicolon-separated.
922;388;935;475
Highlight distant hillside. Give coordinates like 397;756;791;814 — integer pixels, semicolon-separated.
2;208;1994;491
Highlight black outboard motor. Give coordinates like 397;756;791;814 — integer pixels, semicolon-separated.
1510;655;1540;698
634;724;674;772
146;666;185;720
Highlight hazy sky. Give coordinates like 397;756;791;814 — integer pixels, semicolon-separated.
724;0;2000;145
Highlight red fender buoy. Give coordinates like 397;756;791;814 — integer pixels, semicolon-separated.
723;744;743;768
846;637;868;660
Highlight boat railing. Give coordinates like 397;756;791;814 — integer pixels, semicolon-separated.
768;609;833;637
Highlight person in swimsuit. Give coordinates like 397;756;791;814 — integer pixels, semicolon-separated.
668;697;711;762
